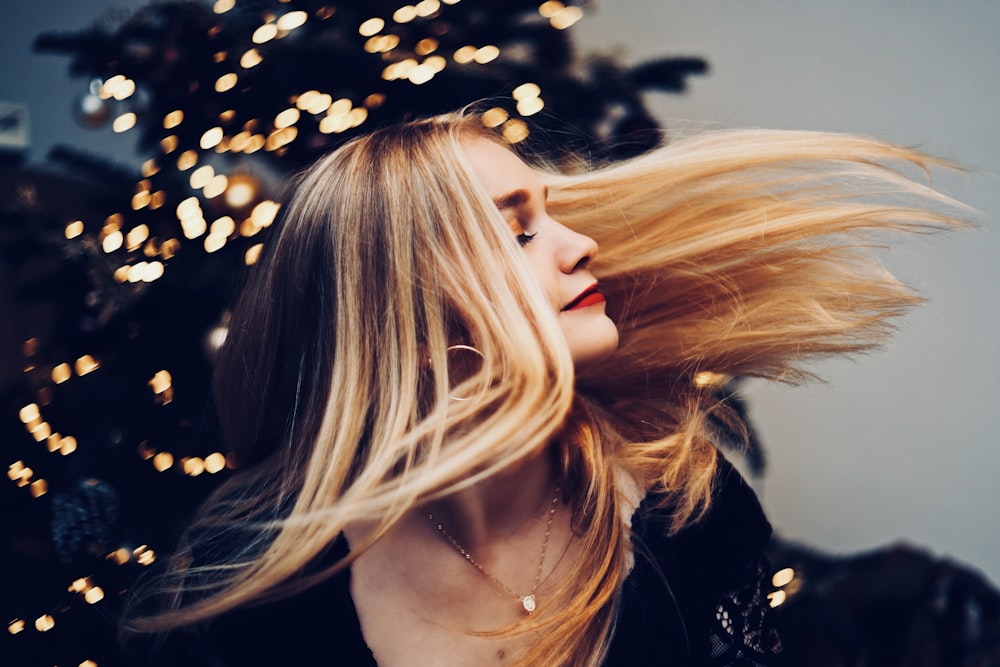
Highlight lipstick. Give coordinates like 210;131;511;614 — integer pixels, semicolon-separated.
563;284;605;311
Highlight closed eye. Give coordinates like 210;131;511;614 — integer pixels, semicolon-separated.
509;218;537;246
516;230;537;246
496;186;547;247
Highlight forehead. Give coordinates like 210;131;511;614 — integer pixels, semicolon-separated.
460;137;541;200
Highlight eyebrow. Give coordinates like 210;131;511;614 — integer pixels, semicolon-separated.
492;186;548;211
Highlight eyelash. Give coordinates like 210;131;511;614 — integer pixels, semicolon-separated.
516;230;538;246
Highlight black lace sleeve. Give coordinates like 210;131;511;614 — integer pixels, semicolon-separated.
706;555;783;666
605;455;784;666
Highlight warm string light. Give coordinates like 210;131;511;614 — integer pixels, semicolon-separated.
163;110;183;130
381;56;446;84
142;441;230;477
8;550;158;653
117;261;165;284
274;107;299;128
101;218;124;253
160;135;179;154
276;10;308;32
8;460;46;495
34;615;55;632
169;191;275;262
134;544;157;565
479;83;551;140
64;220;84;239
137;418;230;475
481;107;508;128
252;23;278;44
112;113;137;133
502;118;529;144
359;17;385;36
86;199;172;280
244;242;264;265
265;126;297;151
365;93;387;109
227;130;266;154
157;100;271;220
92;70;142;134
242;200;281;236
68;577;106;605
317;97;369;133
453;44;499;65
538;1;584;29
177;149;198;171
240;47;263;69
205;215;236;253
16;355;97;457
365;34;401;54
512;82;544;116
72;2;550;323
72;68;278;264
360;2;460;86
200;126;224;149
415;37;439;55
251;9;308;45
215;72;238;93
177;196;208;239
131;180;153;211
295;90;333;115
149;370;174;405
767;566;800;608
99;74;136;101
225;173;259;209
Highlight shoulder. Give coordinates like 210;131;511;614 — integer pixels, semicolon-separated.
605;455;783;666
137;535;374;666
635;455;772;590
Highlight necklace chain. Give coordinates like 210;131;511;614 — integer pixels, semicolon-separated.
426;484;561;614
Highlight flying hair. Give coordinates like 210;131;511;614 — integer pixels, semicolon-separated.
122;109;970;667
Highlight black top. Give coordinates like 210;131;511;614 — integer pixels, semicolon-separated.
142;459;782;666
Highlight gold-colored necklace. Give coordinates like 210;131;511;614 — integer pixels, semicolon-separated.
426;484;561;614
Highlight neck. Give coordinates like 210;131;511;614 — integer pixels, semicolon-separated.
423;447;558;550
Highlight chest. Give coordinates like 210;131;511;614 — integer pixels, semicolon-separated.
349;549;542;666
345;509;584;667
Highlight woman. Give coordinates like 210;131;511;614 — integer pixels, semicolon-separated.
125;110;964;665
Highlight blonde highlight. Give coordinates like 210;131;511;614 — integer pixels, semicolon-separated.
124;111;970;666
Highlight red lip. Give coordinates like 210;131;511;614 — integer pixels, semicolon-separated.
562;283;605;311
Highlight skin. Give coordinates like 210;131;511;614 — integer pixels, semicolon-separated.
345;139;616;666
462;136;620;369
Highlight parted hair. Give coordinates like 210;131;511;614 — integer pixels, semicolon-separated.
124;109;966;666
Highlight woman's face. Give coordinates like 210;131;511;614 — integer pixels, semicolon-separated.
462;137;619;369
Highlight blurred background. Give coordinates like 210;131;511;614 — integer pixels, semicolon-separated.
2;0;998;664
573;0;1000;583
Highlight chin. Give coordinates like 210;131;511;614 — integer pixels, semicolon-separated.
568;320;620;370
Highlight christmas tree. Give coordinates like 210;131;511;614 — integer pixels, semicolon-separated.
1;2;708;664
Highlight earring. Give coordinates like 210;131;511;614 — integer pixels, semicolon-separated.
446;344;485;401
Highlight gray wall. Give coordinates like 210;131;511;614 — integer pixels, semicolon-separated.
4;1;998;582
2;0;147;165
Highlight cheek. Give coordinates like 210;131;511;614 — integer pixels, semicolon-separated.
522;257;562;311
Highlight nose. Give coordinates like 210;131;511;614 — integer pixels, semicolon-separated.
555;221;598;273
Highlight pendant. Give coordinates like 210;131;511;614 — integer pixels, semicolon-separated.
521;594;536;613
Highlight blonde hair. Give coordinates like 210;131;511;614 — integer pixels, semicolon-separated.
124;111;967;666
